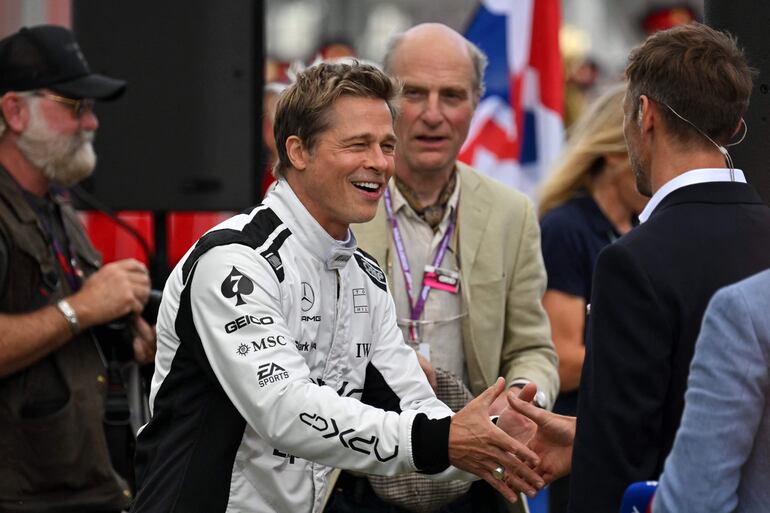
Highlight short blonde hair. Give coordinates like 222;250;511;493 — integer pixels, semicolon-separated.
539;83;627;217
273;61;398;178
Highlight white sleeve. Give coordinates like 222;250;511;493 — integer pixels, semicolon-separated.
188;244;419;476
365;282;477;481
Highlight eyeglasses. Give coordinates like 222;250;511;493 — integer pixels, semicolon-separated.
33;92;95;117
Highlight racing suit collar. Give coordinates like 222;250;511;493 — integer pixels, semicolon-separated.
268;180;357;271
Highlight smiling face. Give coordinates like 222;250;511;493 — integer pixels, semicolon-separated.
286;95;396;239
388;26;477;181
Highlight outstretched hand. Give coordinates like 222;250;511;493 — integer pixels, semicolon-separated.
507;386;576;483
448;378;545;503
497;386;537;445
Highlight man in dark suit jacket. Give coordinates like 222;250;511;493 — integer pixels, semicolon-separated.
568;23;770;512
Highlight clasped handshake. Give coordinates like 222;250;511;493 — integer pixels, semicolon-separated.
447;378;575;503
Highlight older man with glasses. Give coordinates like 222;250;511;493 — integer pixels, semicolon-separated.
0;25;154;512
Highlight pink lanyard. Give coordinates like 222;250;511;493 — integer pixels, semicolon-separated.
384;187;456;343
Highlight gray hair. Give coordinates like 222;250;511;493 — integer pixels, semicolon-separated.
382;31;488;99
0;91;37;138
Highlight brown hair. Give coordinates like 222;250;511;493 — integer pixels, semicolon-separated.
626;23;754;146
273;61;399;178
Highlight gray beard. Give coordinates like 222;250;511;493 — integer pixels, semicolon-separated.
16;108;97;187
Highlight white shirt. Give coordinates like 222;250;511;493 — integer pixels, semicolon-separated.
389;176;467;382
639;168;747;223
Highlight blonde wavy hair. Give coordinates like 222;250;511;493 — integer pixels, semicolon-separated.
539;83;628;217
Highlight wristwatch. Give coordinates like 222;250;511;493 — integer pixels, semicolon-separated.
56;299;81;335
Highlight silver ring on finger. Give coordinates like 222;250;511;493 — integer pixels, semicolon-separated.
492;465;505;480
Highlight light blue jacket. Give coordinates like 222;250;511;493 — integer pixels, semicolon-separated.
653;268;770;513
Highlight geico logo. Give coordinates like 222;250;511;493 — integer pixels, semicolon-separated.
251;335;287;351
224;314;274;333
301;315;321;322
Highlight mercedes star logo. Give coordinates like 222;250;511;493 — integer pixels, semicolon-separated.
300;282;315;312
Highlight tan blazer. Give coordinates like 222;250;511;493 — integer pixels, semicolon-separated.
353;162;559;407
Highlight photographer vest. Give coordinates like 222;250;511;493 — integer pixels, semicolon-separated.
0;166;130;512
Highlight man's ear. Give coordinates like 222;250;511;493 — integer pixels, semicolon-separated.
285;135;308;171
637;95;654;133
1;93;28;134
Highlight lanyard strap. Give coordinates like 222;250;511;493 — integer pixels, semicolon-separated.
384;187;457;343
30;199;83;293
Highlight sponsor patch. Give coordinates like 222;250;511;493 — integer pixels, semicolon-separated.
294;340;317;352
257;362;290;386
354;253;387;292
300;282;315;312
221;266;255;306
224;314;274;333
298;411;398;462
251;335;288;351
352;288;369;313
355;342;371;358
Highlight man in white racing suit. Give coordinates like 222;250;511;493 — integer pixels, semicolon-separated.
131;62;543;513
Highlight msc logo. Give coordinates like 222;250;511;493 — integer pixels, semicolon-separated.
221;266;255;306
236;343;250;357
251;335;288;351
224;314;274;333
300;282;315;312
257;362;289;387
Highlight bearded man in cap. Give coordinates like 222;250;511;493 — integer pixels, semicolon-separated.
0;25;154;512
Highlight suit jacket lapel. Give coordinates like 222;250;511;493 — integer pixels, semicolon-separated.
457;163;491;279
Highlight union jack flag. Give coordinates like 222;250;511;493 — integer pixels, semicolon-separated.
460;0;564;199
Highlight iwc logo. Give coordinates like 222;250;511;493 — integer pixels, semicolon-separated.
300;282;315;312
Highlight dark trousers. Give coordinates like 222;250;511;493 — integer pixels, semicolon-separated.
548;475;570;513
325;472;508;513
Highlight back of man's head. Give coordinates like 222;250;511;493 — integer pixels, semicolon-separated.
626;23;753;147
273;61;397;178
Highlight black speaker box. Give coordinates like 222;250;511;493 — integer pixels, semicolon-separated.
72;0;263;211
706;1;770;205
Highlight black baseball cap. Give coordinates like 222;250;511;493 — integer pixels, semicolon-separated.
0;25;126;100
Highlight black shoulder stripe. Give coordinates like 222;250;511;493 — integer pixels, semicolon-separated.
181;207;288;283
260;228;291;283
356;247;381;267
354;252;387;292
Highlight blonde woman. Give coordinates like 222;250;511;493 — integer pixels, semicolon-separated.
537;83;647;513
